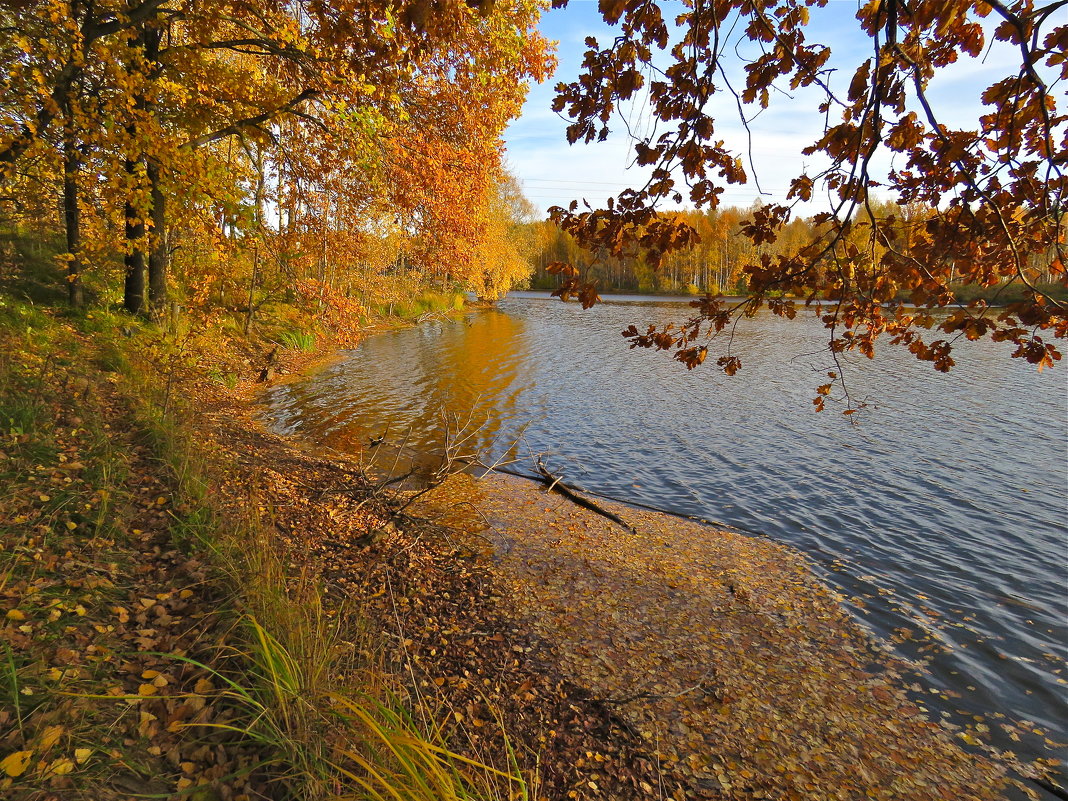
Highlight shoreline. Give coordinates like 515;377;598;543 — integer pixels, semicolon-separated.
244;345;1020;799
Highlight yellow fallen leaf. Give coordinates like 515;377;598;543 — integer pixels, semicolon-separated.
5;609;25;621
73;748;91;765
65;521;77;531
46;757;74;776
1;750;32;777
39;725;64;750
137;684;158;697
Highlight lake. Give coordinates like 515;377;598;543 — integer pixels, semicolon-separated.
264;291;1068;783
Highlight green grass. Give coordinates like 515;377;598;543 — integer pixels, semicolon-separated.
279;329;317;352
207;366;239;389
0;229;68;306
381;290;466;320
104;302;529;801
949;280;1068;306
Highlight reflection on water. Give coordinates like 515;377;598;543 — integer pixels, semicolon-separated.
265;292;1068;783
268;309;533;467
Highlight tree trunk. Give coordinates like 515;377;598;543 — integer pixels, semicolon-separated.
143;27;167;312
61;115;84;308
244;243;259;334
124;193;146;315
122;24;164;316
147;159;168;309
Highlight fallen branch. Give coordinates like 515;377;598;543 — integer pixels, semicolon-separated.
533;457;635;533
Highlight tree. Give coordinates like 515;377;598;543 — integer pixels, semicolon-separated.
0;0;552;317
545;0;1066;403
469;171;541;300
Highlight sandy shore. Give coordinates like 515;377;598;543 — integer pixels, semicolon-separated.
407;470;1008;799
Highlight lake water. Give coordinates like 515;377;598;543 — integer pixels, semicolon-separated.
264;291;1068;784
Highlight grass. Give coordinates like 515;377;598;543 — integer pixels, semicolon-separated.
949;280;1068;306
207;366;239;388
279;329;317;352
139;431;526;799
82;299;526;800
381;290;466;320
0;244;530;800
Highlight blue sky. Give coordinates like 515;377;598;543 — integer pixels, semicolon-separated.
503;0;1044;217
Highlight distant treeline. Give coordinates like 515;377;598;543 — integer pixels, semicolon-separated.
525;202;1065;303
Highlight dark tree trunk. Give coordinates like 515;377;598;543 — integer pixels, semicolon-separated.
147;160;168;309
121;24;156;316
62;115;84;308
244;243;259;334
124;193;146;315
143;27;167;311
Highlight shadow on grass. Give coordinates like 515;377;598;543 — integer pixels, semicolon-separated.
0;230;71;307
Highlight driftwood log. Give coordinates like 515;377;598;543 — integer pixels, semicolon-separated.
533;457;635;533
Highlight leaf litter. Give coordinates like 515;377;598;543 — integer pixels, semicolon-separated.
0;321;271;800
407;471;1011;800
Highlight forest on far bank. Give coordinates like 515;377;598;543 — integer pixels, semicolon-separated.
526;203;1065;305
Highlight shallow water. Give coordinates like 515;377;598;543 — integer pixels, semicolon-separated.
265;292;1068;781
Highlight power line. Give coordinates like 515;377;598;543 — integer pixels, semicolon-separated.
522;178;637;187
521;178;792;194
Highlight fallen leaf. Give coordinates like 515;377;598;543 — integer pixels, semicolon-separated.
46;757;74;776
1;750;32;778
39;726;64;750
